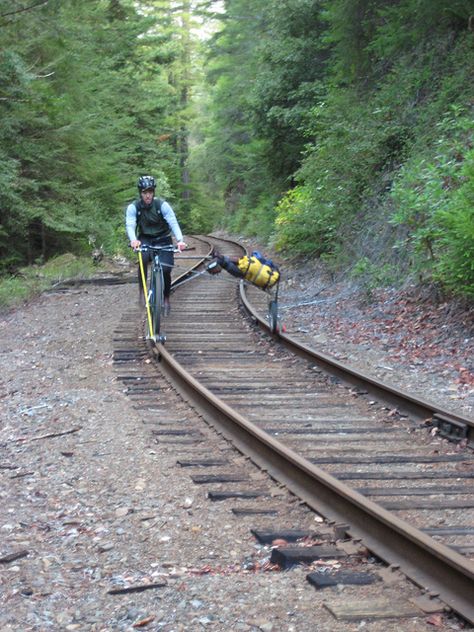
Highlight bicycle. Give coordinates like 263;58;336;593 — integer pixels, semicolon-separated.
141;247;282;337
137;244;176;343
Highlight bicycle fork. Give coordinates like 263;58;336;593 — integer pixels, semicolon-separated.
138;250;157;341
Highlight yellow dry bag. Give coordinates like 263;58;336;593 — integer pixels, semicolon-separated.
237;252;280;289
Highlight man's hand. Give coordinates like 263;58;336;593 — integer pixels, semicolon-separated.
130;239;141;250
176;241;187;252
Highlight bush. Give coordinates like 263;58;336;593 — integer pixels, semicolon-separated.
390;106;474;297
434;148;474;296
274;186;337;255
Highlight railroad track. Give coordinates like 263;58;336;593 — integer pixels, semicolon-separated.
114;234;474;626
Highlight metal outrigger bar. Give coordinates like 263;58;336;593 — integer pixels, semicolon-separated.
173;268;270;291
172;267;216;289
173;257;283;334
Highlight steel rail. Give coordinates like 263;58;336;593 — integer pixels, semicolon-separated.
171;238;213;285
145;235;474;623
150;339;474;625
239;283;474;446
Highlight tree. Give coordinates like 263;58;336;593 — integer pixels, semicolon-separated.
0;0;179;268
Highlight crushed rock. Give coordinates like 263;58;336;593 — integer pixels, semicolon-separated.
0;267;471;631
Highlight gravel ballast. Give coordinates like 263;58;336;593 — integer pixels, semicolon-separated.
0;273;471;631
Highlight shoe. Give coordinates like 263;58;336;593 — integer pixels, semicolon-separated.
207;259;222;275
163;298;171;316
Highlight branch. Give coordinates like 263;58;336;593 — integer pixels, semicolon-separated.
8;426;82;444
0;1;49;19
33;71;55;79
0;97;30;102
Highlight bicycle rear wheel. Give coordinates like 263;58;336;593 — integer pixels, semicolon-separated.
150;266;164;339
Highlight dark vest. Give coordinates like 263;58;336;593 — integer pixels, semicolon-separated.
135;198;171;240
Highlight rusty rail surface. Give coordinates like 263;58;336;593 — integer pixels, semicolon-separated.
146;234;474;625
240;284;474;446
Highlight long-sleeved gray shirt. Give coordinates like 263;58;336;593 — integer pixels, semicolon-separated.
125;200;183;243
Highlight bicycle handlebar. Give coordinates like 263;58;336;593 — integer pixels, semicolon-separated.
135;245;179;253
135;246;215;259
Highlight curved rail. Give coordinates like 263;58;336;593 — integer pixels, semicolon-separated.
147;234;474;624
152;339;474;623
240;283;474;446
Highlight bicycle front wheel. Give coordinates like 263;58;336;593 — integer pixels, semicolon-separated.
150;267;164;339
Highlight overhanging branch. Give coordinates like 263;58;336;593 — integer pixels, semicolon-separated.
1;1;49;20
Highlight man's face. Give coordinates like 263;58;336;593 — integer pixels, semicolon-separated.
141;188;154;204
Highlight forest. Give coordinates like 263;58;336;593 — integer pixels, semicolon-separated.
1;0;473;300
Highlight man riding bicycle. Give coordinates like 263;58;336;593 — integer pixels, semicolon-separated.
125;175;186;313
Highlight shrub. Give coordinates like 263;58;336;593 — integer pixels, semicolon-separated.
390;106;474;296
274;186;337;255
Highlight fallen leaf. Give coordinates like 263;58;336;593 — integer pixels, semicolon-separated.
133;615;155;628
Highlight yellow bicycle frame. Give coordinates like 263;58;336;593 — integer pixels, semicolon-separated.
138;250;155;340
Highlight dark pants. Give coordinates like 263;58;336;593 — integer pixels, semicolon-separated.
138;236;174;298
218;255;244;279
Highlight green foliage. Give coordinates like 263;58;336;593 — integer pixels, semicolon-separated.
435;171;474;297
320;0;380;83
275;186;337;255
2;0;473;302
226;188;279;243
0;0;188;274
190;1;474;300
273;26;474;297
0;253;97;312
251;0;327;178
0;276;34;310
350;256;397;300
187;0;474;307
190;0;286;232
370;0;471;60
36;253;96;280
272;84;412;259
391;105;474;295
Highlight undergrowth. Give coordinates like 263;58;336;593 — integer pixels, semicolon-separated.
0;254;98;312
